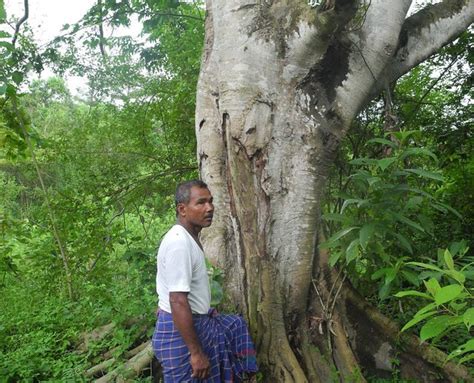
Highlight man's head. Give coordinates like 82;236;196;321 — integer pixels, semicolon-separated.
175;180;214;231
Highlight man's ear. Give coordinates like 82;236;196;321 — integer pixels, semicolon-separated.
177;203;186;217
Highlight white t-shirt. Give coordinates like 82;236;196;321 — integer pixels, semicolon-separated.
156;224;211;314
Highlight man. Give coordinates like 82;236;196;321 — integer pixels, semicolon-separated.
153;180;258;382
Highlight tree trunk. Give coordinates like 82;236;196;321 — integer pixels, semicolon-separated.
195;1;474;381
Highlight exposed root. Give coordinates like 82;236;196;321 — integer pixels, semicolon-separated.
343;286;473;383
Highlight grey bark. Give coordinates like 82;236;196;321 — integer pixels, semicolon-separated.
196;0;474;381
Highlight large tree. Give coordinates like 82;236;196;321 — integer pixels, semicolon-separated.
195;1;474;381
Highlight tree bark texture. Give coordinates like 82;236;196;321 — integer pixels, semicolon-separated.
195;1;474;381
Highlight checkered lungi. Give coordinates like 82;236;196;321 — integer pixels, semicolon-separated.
152;309;258;382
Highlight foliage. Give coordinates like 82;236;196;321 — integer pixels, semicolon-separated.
321;131;455;300
395;243;474;365
320;30;473;369
0;0;205;379
206;259;224;307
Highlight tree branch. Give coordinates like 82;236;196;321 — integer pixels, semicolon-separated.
404;54;459;125
12;0;29;47
332;0;411;126
97;0;107;61
388;0;474;82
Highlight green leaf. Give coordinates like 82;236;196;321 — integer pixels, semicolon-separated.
395;290;431;299
378;283;392;300
372;268;389;281
359;223;374;250
327;226;359;243
401;270;420;286
0;0;6;21
417;214;434;235
400;147;438;163
420;316;454;341
366;176;380;186
0;31;10;39
463;308;474;330
329;251;343;267
434;285;462;306
449;241;468;257
322;213;346;222
423;278;441;296
0;41;13;50
318;240;338;250
376;157;397;171
400;310;437;332
345;238;359;264
349;158;377;166
450;301;467;312
433;202;462;219
445;269;466;284
210;280;223;306
458;352;474;365
405;168;444;182
406;196;423;210
341;199;366;213
444;249;454;270
393;232;413;254
417;302;438;316
366;138;397;149
384;268;396;285
12;71;23;85
447;339;474;360
393;213;425;233
407;262;443;273
390;130;419;144
394;185;435;200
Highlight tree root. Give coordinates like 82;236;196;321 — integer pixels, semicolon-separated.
343;285;473;383
311;243;473;382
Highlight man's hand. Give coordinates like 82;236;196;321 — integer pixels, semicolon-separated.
170;292;211;380
190;351;210;379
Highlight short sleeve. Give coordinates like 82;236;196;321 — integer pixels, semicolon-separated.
163;240;193;292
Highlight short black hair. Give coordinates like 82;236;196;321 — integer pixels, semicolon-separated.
175;179;208;208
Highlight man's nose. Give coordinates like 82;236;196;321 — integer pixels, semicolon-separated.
206;202;214;212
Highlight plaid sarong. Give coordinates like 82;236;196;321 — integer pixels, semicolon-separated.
152;309;258;382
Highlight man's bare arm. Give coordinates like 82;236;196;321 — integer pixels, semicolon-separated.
169;292;210;379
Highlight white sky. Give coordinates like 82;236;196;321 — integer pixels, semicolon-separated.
3;0;431;95
4;0;141;95
5;0;96;44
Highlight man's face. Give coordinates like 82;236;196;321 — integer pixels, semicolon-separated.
178;186;214;229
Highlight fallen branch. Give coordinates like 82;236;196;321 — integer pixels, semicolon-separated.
94;341;154;383
77;316;145;353
125;341;149;359
85;358;116;378
85;341;152;378
77;323;116;353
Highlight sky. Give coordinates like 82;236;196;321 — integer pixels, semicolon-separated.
5;0;96;44
4;0;141;95
3;0;430;95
